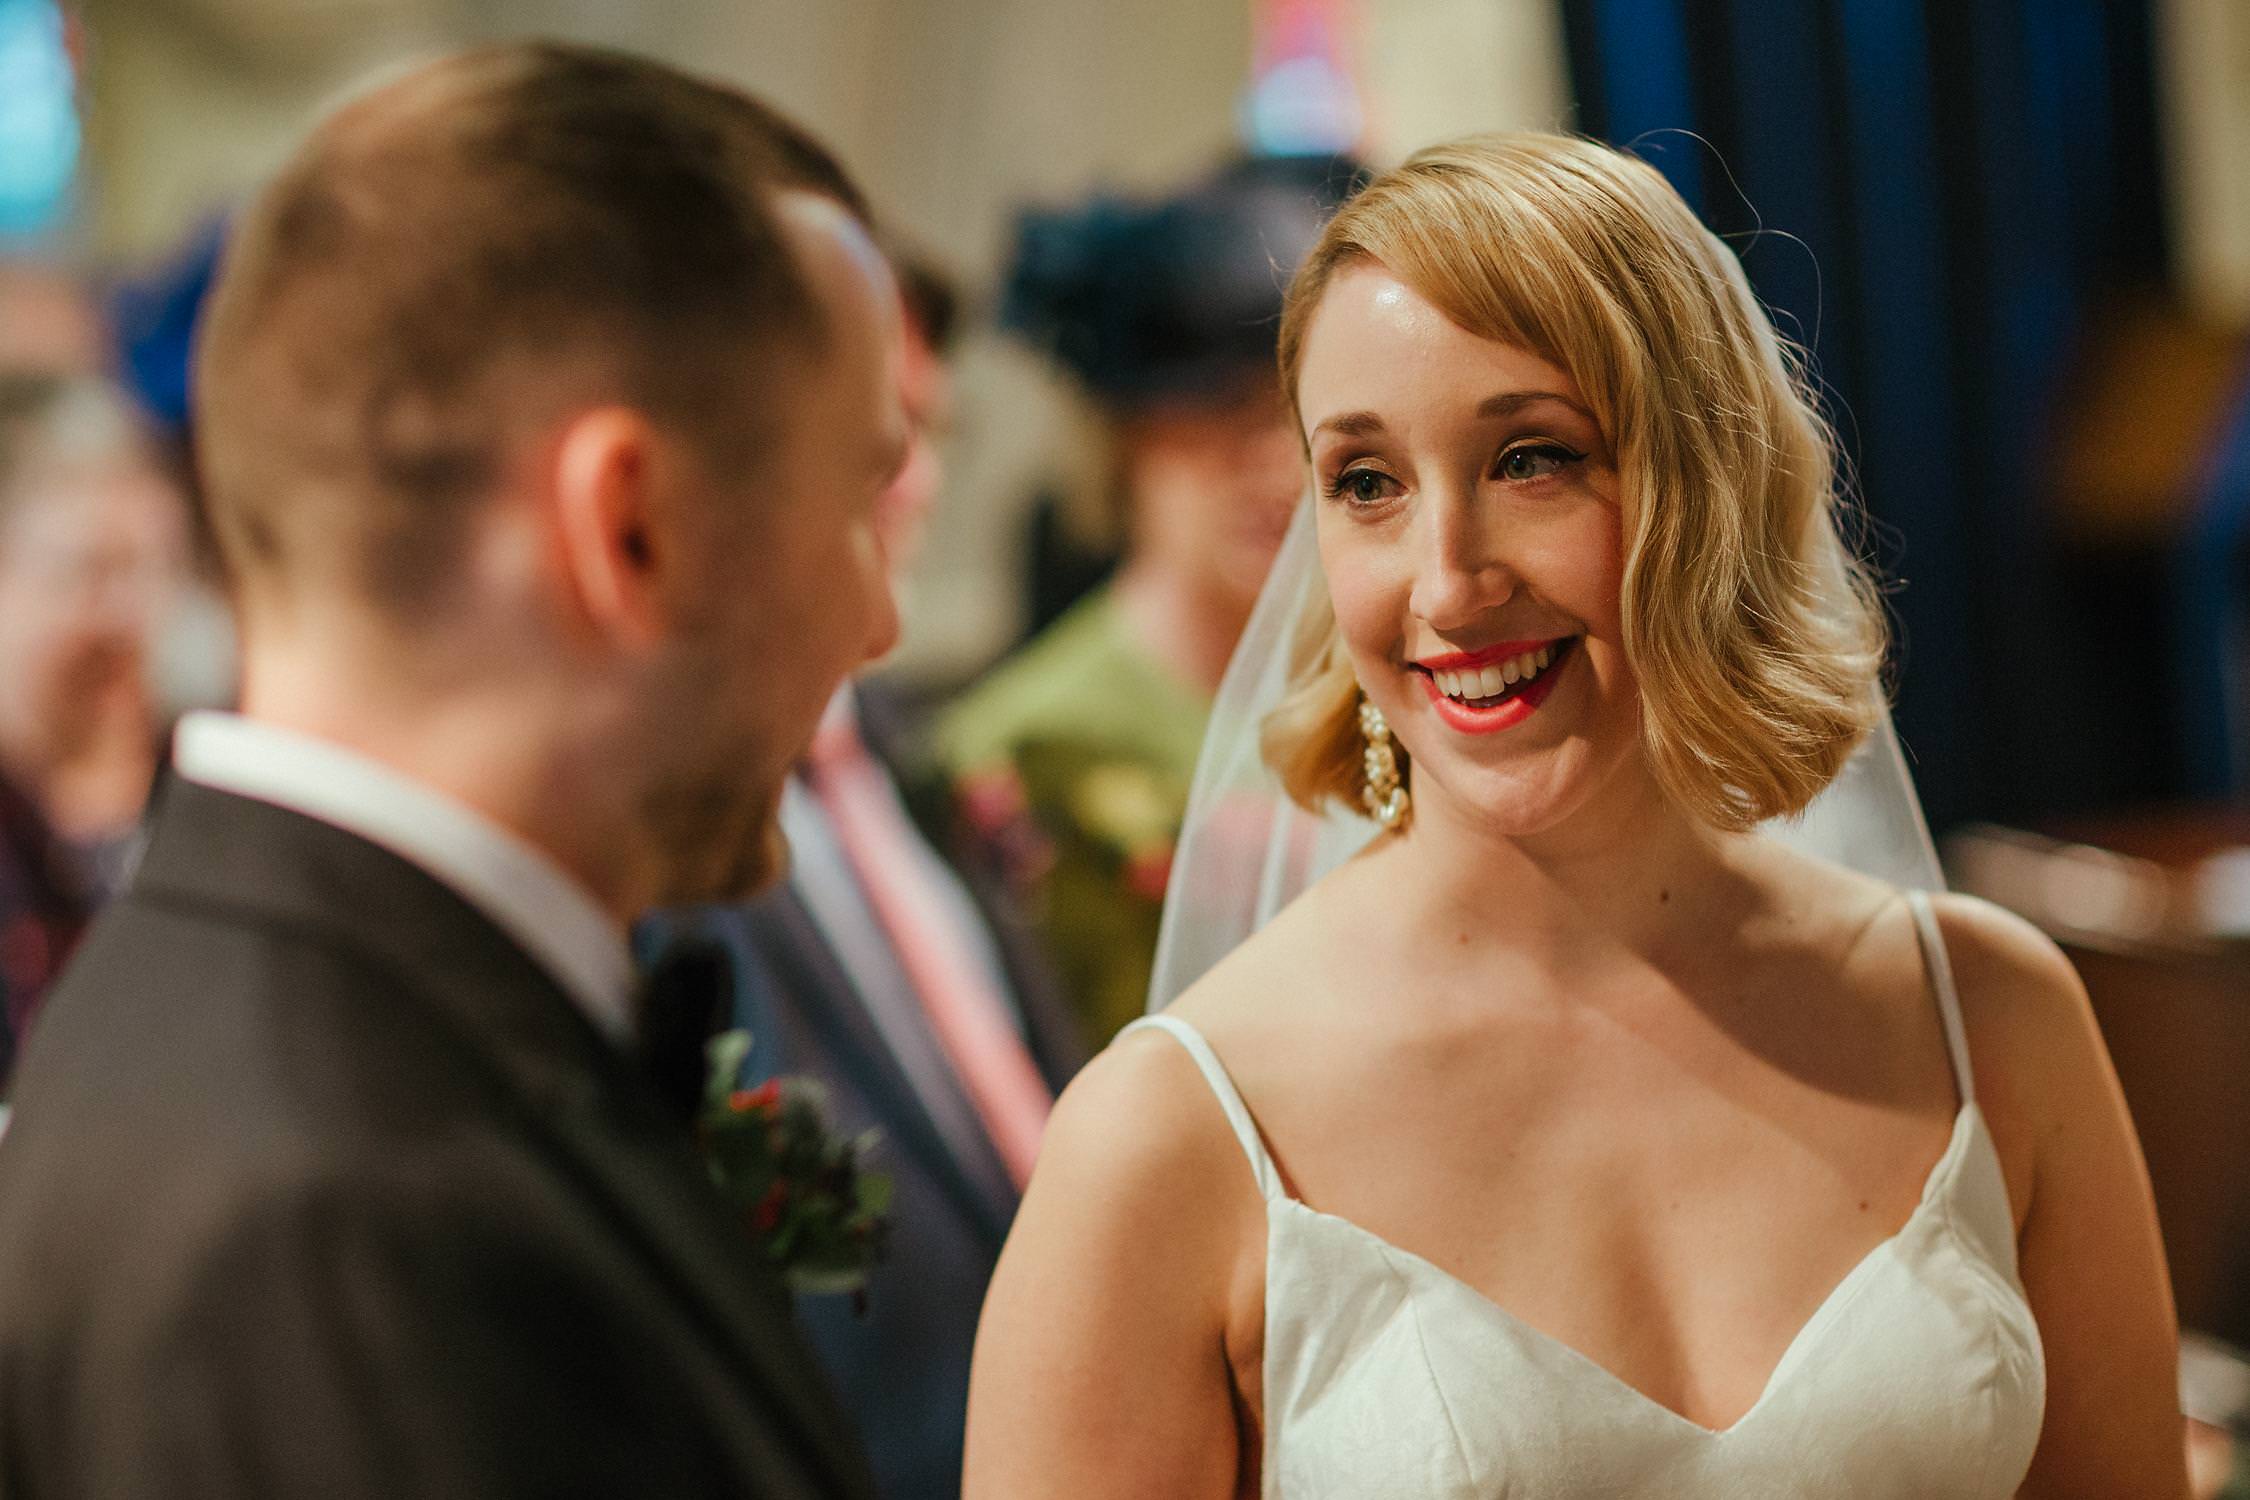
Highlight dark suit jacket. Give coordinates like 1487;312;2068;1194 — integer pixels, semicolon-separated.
0;780;877;1500
651;689;1086;1500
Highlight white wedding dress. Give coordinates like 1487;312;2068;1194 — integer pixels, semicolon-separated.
1121;891;2045;1498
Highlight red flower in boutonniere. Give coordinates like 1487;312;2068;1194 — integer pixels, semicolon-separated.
730;1079;783;1116
697;1032;892;1312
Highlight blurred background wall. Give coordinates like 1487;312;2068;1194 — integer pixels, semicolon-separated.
2165;0;2250;326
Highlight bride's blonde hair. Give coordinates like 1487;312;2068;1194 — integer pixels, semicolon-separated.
1264;133;1887;831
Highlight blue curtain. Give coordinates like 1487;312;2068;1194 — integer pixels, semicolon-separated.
1559;0;2173;830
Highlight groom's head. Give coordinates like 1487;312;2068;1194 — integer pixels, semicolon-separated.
193;43;907;905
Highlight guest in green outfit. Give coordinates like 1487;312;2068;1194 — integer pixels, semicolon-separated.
940;154;1359;1046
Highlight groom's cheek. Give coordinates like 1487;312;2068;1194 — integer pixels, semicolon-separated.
858;525;902;665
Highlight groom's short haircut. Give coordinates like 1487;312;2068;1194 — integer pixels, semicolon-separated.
193;42;869;614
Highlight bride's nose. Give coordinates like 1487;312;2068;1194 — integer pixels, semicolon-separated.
1408;491;1519;631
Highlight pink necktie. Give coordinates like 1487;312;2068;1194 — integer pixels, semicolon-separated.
805;714;1052;1190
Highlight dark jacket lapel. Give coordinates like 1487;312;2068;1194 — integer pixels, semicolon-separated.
744;888;1017;1244
129;780;874;1495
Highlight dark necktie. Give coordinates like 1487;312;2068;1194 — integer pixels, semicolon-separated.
635;935;734;1127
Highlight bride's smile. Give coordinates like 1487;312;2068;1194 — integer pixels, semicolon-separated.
1411;632;1581;734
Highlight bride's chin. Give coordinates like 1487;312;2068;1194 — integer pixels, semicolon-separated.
1412;762;1583;840
1408;743;1642;845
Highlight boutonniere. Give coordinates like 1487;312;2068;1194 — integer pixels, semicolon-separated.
698;1031;893;1312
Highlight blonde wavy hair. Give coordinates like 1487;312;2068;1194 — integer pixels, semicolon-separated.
1264;132;1888;832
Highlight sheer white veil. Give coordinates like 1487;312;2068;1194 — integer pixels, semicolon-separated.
1145;497;1943;1010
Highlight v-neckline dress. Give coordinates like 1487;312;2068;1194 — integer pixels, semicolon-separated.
1122;892;2045;1497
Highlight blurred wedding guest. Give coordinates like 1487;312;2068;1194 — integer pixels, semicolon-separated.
0;260;109;375
0;43;904;1498
0;373;191;1088
649;245;1085;1500
939;154;1359;1044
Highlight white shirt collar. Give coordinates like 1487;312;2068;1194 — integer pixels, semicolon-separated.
171;710;636;1044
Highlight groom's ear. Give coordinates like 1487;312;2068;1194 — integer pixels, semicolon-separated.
550;406;673;653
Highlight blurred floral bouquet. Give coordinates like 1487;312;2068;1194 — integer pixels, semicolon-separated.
944;744;1190;1046
698;1031;892;1312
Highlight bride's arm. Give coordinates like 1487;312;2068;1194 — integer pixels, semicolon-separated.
1934;896;2190;1500
964;1032;1260;1499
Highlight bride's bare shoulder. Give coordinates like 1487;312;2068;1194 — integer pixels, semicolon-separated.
1163;860;1378;1036
1734;834;1902;917
1017;1019;1268;1287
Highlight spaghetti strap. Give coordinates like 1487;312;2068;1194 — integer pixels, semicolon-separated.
1906;891;1976;1107
1118;1016;1283;1201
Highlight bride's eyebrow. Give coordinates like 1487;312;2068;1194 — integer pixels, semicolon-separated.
1312;410;1386;440
1477;390;1591;421
1313;391;1594;442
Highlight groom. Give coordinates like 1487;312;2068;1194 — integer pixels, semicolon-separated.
0;43;902;1499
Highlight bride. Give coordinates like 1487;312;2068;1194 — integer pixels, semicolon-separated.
962;134;2185;1498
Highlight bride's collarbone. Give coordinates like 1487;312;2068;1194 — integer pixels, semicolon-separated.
1195;986;1959;1295
1171;886;1960;1261
1229;1082;1961;1432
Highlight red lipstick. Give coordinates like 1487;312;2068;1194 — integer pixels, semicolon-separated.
1413;637;1572;671
1414;636;1579;735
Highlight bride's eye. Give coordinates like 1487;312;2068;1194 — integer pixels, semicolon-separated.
1324;467;1399;507
1494;441;1586;484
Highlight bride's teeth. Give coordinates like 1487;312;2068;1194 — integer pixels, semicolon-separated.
1432;644;1574;703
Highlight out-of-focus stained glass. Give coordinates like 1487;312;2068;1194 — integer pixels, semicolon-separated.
0;0;78;239
1244;0;1362;155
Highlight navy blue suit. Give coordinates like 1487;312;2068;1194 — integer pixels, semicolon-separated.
648;690;1085;1499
